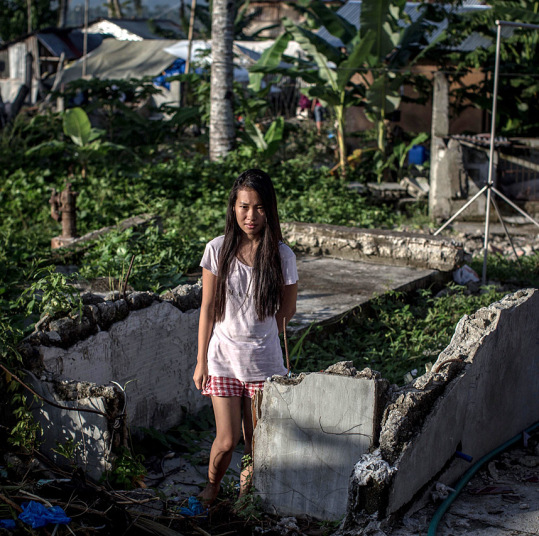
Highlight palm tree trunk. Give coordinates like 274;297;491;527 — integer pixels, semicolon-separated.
209;0;235;161
336;95;347;177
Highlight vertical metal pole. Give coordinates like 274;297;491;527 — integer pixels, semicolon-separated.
482;21;503;285
185;0;197;75
82;0;89;77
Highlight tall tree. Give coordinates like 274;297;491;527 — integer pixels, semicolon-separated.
0;0;56;42
107;0;123;18
209;0;235;161
440;0;539;136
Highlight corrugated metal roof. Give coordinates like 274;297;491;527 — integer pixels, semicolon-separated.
36;29;104;59
316;0;495;52
93;18;183;40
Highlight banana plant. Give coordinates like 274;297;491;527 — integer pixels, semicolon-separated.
26;107;128;179
249;0;441;176
250;9;374;174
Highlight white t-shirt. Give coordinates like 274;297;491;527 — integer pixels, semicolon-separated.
200;235;299;382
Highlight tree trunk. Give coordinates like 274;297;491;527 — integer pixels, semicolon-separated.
209;0;235;161
336;94;347;177
58;0;69;27
108;0;123;18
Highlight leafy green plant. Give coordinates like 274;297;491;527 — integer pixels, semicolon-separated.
52;437;79;461
103;447;146;489
18;266;83;322
26;107;129;179
8;394;43;453
239;116;285;158
290;285;506;385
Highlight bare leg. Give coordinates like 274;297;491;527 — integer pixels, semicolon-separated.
199;396;242;504
240;396;254;497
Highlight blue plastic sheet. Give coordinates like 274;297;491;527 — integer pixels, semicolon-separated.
18;501;71;528
179;496;207;517
0;519;16;529
153;59;186;90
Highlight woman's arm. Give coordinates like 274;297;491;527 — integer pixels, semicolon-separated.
194;268;217;390
276;282;298;334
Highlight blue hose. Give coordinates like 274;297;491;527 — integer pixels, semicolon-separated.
428;421;539;536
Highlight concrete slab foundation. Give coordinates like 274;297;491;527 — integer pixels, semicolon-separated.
293;256;445;330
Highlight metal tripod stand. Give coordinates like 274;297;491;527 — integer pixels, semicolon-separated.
434;20;539;285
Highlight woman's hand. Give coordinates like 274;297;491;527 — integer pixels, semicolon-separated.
193;360;209;391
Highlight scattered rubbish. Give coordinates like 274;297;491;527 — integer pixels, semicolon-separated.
0;520;16;529
455;450;473;463
36;479;71;488
431;482;455;502
519;455;539;468
453;265;480;285
403;368;418;383
178;496;207;517
273;516;300;535
18;501;71;528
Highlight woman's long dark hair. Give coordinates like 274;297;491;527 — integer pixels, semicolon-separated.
214;169;284;322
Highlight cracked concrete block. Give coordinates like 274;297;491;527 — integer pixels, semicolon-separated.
281;222;463;272
29;375;120;481
253;371;388;520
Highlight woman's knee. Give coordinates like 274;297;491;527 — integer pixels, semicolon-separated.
214;433;239;454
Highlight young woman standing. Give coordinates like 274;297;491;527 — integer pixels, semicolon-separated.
193;168;298;503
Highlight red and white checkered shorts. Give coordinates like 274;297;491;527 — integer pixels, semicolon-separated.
202;376;265;398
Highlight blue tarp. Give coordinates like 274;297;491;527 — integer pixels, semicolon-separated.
18;501;71;529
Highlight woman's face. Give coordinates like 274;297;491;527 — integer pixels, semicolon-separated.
234;188;266;240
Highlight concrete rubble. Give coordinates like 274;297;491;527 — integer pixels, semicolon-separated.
14;222;538;535
282;222;464;271
252;288;539;533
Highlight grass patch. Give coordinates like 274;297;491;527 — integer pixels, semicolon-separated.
291;284;508;385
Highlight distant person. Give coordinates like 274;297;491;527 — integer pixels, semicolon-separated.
312;98;324;134
297;93;311;120
193;169;298;504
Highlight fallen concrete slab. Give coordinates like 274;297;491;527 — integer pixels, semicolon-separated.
340;288;539;532
293;256;446;330
253;364;389;521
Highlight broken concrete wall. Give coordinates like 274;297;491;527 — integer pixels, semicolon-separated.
253;364;389;521
281;222;464;272
29;375;122;481
19;284;205;477
342;288;539;529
